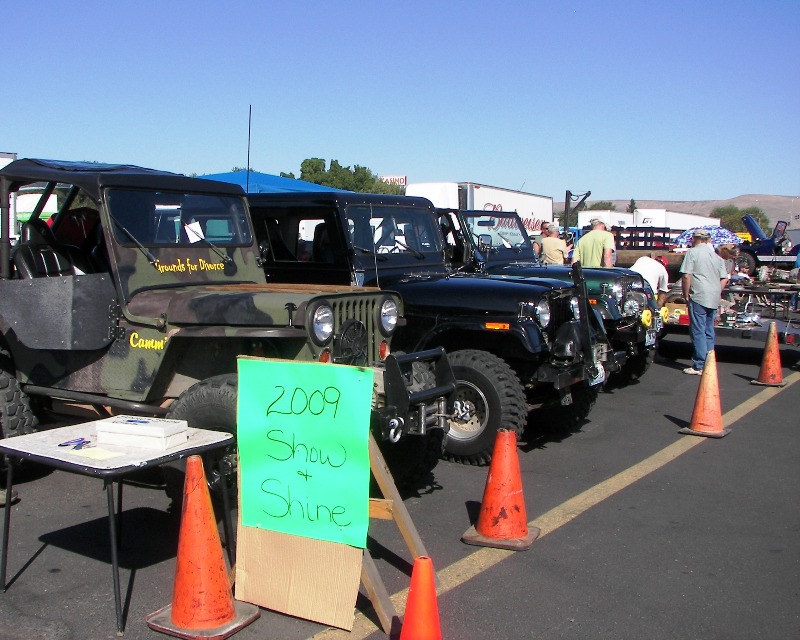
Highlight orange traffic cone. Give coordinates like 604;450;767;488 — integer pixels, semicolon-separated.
751;322;785;387
146;456;259;639
679;351;730;438
400;556;442;640
461;429;539;550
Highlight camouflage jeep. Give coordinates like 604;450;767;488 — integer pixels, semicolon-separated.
0;159;454;493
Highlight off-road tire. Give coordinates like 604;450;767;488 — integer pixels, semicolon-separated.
538;380;599;432
443;350;527;465
735;252;757;277
163;374;238;506
0;369;39;439
377;359;444;489
615;349;652;385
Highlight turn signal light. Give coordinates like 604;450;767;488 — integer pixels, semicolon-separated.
485;322;510;331
379;340;390;360
318;349;332;363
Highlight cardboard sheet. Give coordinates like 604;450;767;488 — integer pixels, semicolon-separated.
234;525;362;630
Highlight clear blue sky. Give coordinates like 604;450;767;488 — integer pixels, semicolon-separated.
4;0;798;202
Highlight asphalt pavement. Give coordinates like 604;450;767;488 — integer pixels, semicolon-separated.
0;333;798;640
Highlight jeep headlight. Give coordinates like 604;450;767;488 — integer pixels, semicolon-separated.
622;298;641;316
309;301;334;346
569;296;581;319
535;299;551;328
611;282;623;303
378;296;398;336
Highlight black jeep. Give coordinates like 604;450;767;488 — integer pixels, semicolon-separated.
246;191;610;464
0;159;455;491
439;209;663;384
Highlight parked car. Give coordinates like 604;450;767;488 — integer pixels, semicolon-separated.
0;159;455;492
439;209;663;384
247;192;610;464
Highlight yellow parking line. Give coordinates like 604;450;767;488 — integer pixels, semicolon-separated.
310;370;800;639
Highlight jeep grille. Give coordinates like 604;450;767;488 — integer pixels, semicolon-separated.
544;289;575;338
331;297;380;365
618;274;644;297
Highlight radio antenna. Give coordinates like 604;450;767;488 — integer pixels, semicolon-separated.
246;105;252;193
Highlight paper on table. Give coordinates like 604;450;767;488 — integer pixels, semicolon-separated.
70;448;126;460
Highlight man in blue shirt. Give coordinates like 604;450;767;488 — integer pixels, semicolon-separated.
680;229;729;374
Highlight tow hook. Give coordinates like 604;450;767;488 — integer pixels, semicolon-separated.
388;417;404;443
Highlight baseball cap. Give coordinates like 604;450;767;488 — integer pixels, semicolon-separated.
692;228;710;239
656;255;668;267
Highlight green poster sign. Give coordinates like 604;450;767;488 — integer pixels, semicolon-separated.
237;358;374;548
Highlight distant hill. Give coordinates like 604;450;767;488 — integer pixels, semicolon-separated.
555;195;799;229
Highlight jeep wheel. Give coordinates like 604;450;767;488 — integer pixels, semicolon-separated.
443;350;527;465
538;380;599;432
377;359;444;489
616;349;652;385
0;369;39;439
164;374;238;507
735;251;756;277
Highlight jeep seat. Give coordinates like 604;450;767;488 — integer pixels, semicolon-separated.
12;218;76;278
312;223;334;262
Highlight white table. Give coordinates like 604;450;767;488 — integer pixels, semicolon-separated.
0;423;234;636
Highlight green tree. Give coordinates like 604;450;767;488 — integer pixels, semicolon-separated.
286;158;403;194
587;201;616;211
712;205;770;233
626;199;637;213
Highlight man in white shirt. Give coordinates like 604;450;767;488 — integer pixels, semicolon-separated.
630;254;670;307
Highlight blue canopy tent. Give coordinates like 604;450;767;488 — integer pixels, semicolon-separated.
200;170;345;193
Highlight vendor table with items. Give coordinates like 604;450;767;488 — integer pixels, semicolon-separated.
724;284;799;322
0;423;234;635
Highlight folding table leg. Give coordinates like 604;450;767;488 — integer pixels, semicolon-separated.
0;460;13;592
105;479;124;635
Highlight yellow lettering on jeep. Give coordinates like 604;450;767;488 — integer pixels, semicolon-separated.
128;331;167;350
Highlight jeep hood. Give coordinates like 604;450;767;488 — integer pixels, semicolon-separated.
126;283;380;326
385;273;571;316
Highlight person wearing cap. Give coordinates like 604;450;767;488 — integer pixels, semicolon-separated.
679;229;729;375
571;218;615;268
717;243;740;278
630;253;670;307
540;223;571;265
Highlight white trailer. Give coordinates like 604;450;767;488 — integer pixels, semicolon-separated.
577;210;634;229
405;182;552;235
633;209;719;230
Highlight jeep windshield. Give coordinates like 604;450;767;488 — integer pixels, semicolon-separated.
106;190;252;247
460;211;537;264
345;204;442;261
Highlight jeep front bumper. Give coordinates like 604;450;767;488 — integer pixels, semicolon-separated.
371;347;456;442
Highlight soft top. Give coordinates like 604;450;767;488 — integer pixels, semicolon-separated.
0;158;245;200
247;190;434;209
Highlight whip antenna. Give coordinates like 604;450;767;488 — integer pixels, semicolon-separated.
246;105;252;193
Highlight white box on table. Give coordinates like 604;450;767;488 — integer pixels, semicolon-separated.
95;415;189;450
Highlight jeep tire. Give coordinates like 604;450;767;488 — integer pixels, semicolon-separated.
537;380;599;432
616;349;652;385
163;374;238;506
443;350;527;465
0;368;39;439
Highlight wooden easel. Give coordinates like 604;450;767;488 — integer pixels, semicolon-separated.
362;434;429;635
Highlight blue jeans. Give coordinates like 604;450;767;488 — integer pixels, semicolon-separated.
688;300;717;371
